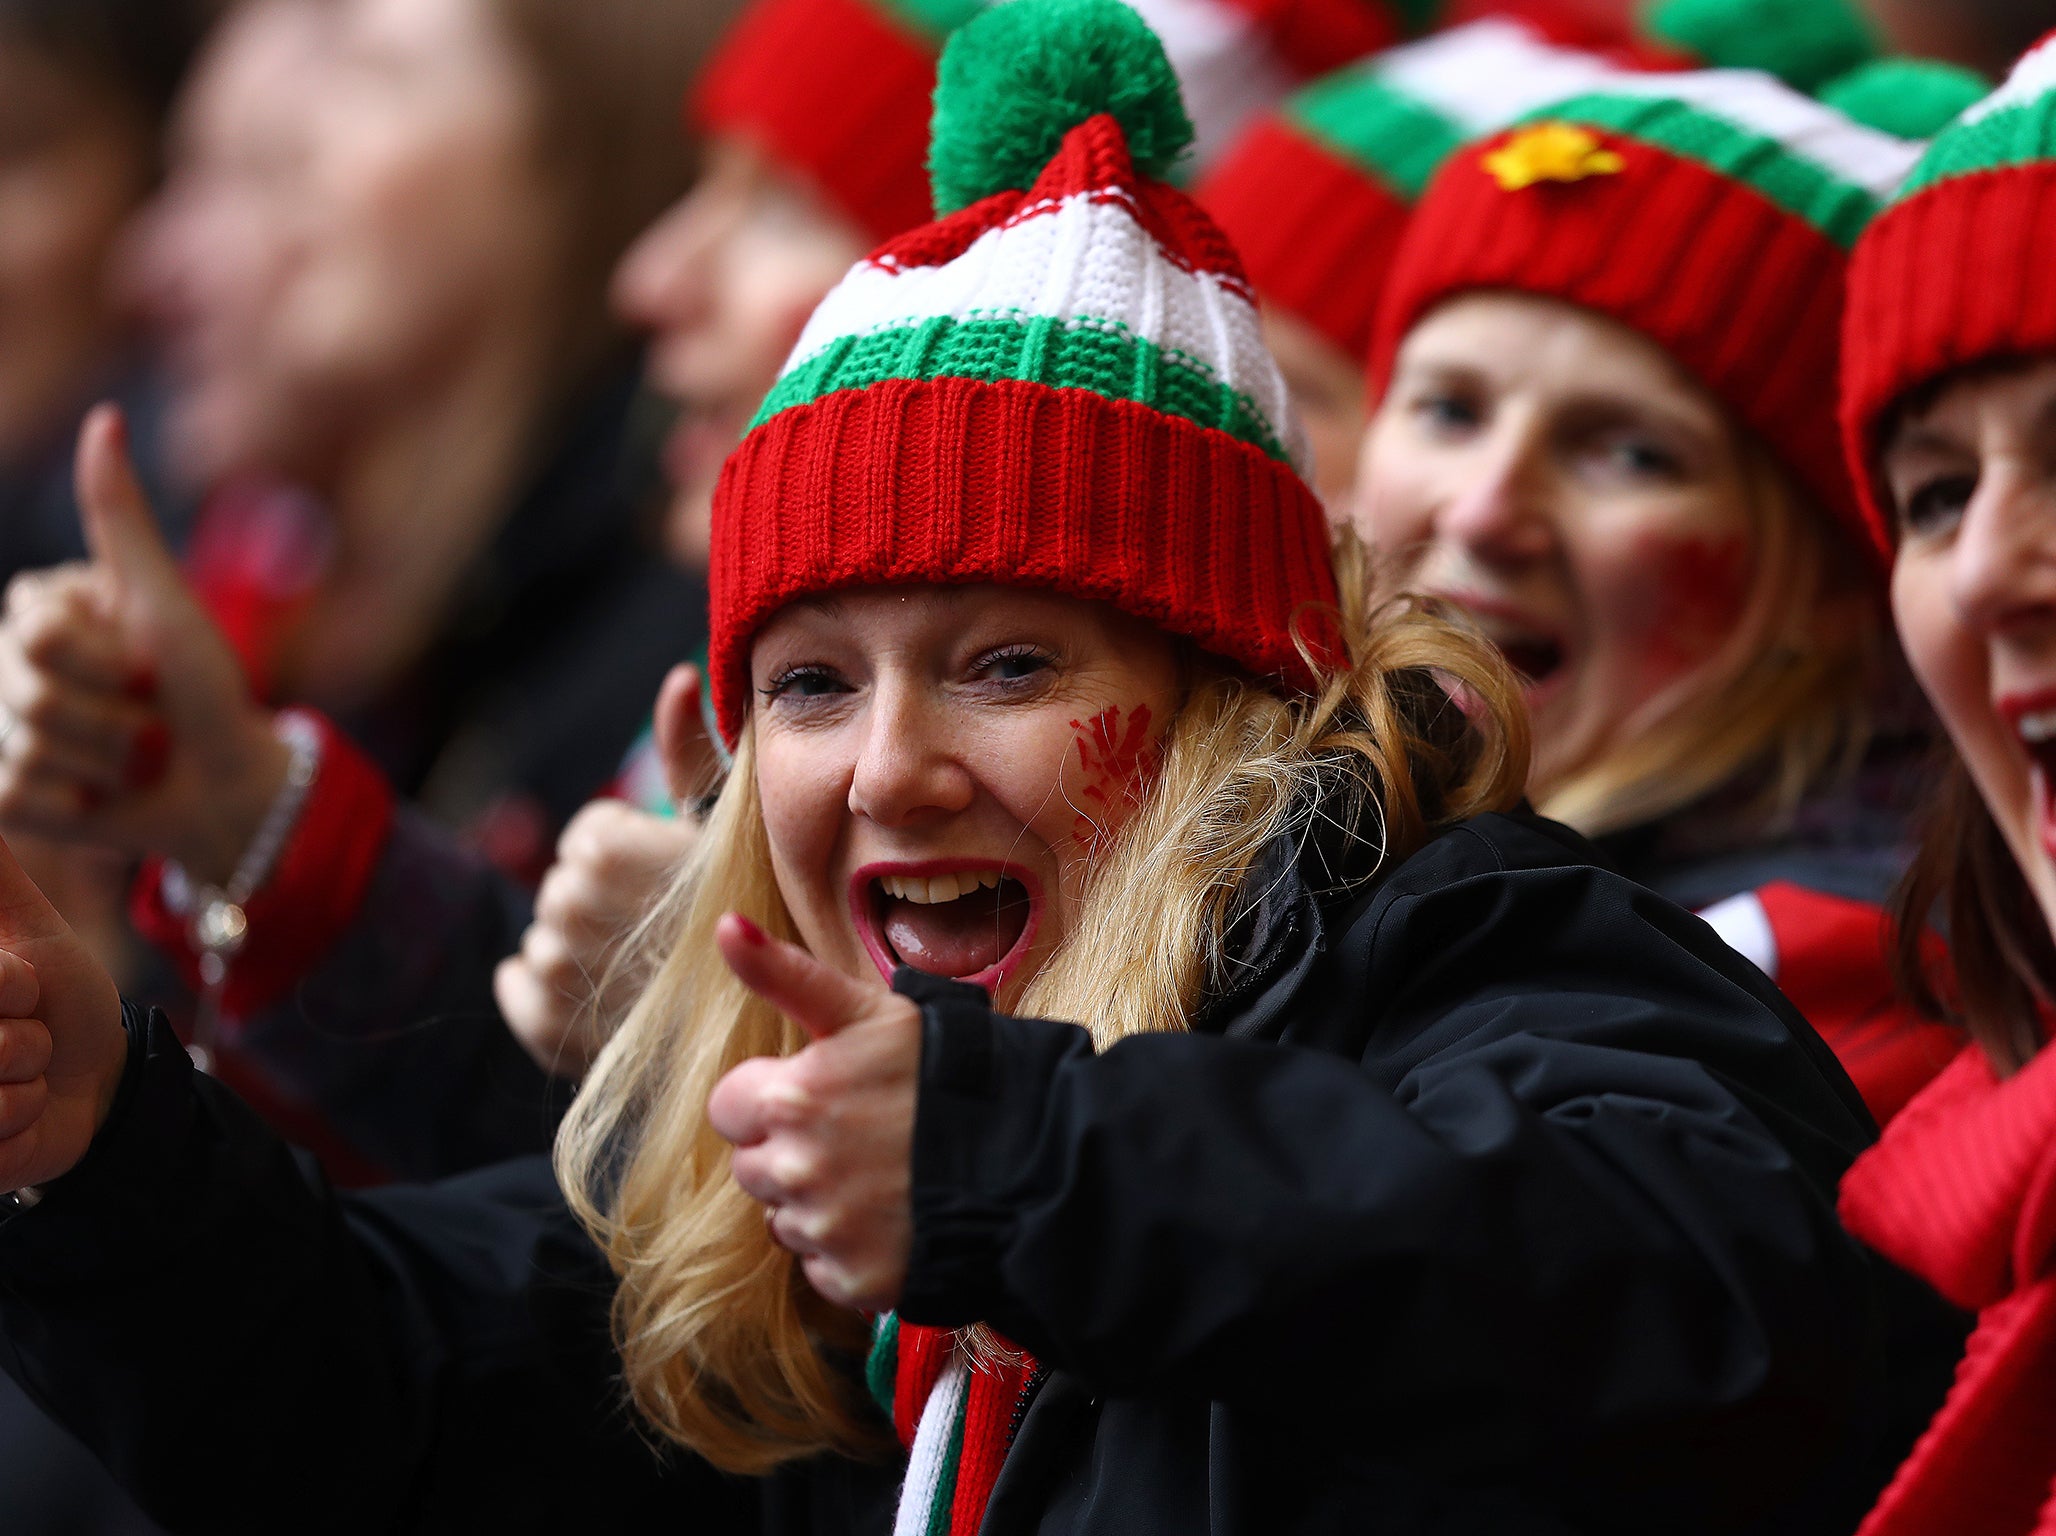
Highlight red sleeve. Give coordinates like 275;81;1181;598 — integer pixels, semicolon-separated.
130;712;396;1019
1754;880;1964;1127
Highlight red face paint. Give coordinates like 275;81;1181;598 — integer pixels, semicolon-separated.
1067;703;1159;842
1627;532;1752;695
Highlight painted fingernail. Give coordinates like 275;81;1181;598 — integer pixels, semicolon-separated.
731;914;768;947
124;665;159;703
125;720;170;790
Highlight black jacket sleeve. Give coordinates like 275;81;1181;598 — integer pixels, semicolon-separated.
0;1004;766;1535
898;822;1914;1513
229;804;571;1180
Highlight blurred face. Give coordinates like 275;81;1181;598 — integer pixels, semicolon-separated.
1885;358;2056;938
750;585;1181;1009
1264;307;1365;513
265;0;557;425
0;34;152;462
614;139;869;569
1353;292;1757;793
127;0;331;483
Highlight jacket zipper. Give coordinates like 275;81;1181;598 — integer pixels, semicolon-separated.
1005;1362;1050;1447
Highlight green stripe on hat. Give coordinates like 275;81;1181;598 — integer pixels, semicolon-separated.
1529;90;1882;247
1287;71;1462;200
753;311;1295;462
1896;95;2056;199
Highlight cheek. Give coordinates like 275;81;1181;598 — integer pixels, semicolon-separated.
1351;417;1439;559
1599;529;1753;692
754;737;849;929
1053;703;1164;849
1893;560;1994;760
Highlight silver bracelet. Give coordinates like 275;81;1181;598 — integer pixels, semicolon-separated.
163;711;324;988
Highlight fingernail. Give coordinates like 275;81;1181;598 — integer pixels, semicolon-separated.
731;914;768;947
124;665;158;703
125;720;170;790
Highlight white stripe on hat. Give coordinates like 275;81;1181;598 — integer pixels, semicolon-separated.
1370;18;1621;137
1960;31;2056;126
776;186;1299;462
1586;67;1925;194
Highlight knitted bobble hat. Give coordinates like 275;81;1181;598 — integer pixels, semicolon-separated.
1842;37;2056;558
1372;64;1946;552
692;0;974;242
706;0;1339;742
1197;18;1617;363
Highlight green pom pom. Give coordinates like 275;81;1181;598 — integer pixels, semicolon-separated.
1820;58;1989;139
1642;0;1877;92
928;0;1195;215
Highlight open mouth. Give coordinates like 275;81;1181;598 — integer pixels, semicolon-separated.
848;860;1041;994
1446;594;1569;693
2003;693;2056;858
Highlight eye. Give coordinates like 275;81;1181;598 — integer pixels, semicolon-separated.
1408;388;1484;439
971;644;1056;687
1590;430;1686;483
1896;473;1976;540
759;664;850;703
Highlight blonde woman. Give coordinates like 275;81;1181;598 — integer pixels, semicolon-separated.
1350;62;1986;1125
0;6;1959;1532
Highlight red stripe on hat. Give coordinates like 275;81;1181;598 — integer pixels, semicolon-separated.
692;0;939;241
1842;161;2056;560
1210;0;1404;79
1376;128;1865;556
1198;114;1410;362
866;116;1256;298
709;376;1339;740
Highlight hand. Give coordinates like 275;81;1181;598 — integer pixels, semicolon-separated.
0;831;128;1190
707;915;920;1312
493;664;714;1078
0;406;288;883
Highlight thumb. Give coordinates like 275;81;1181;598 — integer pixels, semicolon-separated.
74;404;184;605
716;914;879;1042
0;834;67;947
653;662;720;807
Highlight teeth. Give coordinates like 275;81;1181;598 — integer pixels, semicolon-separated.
2022;710;2056;745
878;870;1004;904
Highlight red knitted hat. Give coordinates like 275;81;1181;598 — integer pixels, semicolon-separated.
1372;68;1934;550
1196;18;1618;363
1842;36;2056;558
691;0;1415;245
707;0;1338;741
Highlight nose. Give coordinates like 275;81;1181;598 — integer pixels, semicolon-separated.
1433;422;1556;570
1951;467;2056;638
846;679;976;827
610;190;715;336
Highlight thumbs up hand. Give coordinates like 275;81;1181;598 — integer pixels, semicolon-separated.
706;915;918;1312
0;406;290;884
0;833;128;1191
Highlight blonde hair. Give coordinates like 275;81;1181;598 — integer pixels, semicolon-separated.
1536;438;1885;839
555;536;1529;1473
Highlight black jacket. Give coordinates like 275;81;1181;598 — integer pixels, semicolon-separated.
0;810;1960;1533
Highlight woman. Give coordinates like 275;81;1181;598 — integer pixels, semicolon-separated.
0;7;1960;1531
1833;37;2056;1534
1348;58;1981;1124
0;0;724;1178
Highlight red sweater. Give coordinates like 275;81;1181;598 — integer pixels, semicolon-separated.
1840;1040;2056;1535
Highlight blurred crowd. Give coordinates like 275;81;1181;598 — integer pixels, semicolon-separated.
4;0;2056;1530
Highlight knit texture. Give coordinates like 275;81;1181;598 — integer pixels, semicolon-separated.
1642;0;1876;91
1374;65;1926;551
869;1316;1043;1536
1839;1042;2056;1535
692;0;966;241
1841;34;2052;556
708;0;1338;741
1196;17;1615;360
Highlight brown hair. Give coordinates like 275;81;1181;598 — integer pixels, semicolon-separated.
1891;755;2051;1074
